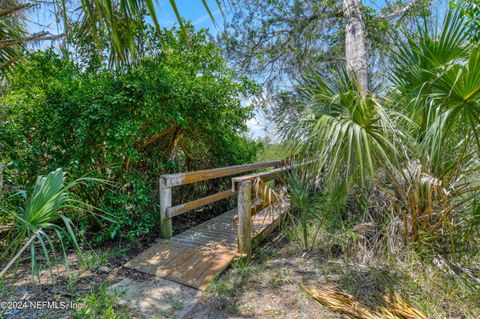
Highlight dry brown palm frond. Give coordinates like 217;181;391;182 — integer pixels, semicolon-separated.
388;161;457;242
382;292;428;319
304;285;383;319
304;285;427;319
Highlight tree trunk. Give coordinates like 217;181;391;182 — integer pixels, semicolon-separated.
0;163;3;191
343;0;369;92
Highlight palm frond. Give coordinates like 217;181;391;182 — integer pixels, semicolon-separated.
390;7;470;120
0;0;222;74
390;6;479;173
281;65;401;189
0;169;109;281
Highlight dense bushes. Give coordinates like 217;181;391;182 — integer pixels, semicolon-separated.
0;26;258;241
281;8;480;257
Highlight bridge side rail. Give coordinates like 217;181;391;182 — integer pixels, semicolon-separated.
233;160;316;259
159;160;284;238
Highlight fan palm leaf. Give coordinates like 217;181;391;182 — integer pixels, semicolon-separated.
427;47;480;149
390;8;470;126
281;65;401;189
0;169;110;280
390;7;479;172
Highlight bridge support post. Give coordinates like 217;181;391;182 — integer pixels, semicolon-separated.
237;180;252;260
159;177;173;238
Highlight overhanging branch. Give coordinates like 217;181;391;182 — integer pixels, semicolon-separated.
0;3;34;18
377;0;419;21
0;32;63;49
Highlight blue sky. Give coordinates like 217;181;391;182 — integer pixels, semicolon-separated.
155;0;224;32
155;1;269;139
155;0;426;31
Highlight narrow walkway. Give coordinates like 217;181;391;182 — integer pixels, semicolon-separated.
124;205;287;290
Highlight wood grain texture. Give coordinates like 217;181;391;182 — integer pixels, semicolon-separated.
231;166;291;189
125;204;288;290
161;160;284;187
237;180;252;259
231;160;318;190
166;189;235;218
159;177;173;238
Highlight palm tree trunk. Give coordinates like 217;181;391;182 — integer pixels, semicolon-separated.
343;0;369;92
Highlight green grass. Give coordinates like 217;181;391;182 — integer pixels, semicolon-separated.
77;246;129;270
287;216;480;318
72;284;132;319
206;247;272;312
395;254;480;318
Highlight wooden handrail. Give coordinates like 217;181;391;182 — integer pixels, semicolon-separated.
160;160;284;188
159;160;286;238
231;160;317;190
231;166;291;190
166;189;235;218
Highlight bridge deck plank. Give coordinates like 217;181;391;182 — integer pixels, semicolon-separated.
124;205;287;290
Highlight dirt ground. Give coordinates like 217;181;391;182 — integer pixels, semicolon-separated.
3;230;474;319
0;240;149;319
1;233;343;319
186;239;339;319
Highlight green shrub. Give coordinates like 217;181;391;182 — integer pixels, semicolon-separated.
0;25;258;241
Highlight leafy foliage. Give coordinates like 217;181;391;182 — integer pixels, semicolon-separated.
390;7;480;172
0;26;258;241
0;0;220;74
281;66;399;188
453;0;480;43
0;169;105;281
220;0;431;94
282;6;480;253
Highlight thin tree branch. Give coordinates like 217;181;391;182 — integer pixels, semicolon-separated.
0;32;63;49
0;3;34;18
377;0;419;21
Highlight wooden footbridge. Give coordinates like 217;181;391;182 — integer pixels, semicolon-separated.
125;160;297;290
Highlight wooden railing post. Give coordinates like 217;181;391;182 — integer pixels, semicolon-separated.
159;177;173;238
237;180;252;260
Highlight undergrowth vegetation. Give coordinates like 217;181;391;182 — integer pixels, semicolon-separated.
276;7;480;318
0;169;108;282
0;25;258;243
282;7;480;256
0;1;479;318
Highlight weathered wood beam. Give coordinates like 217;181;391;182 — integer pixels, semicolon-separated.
237;180;252;260
231;160;317;190
159;177;173;238
231;166;290;190
166;189;235;218
161;160;284;188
